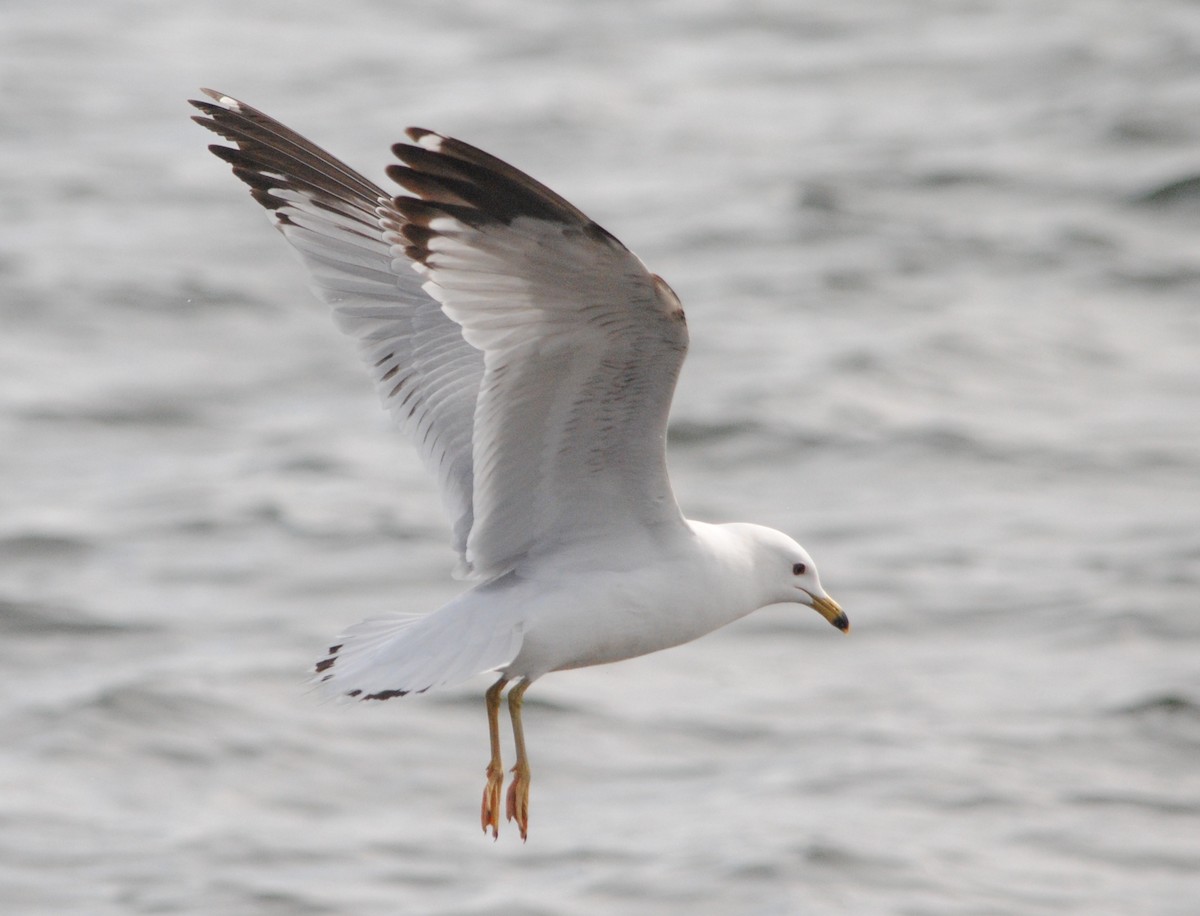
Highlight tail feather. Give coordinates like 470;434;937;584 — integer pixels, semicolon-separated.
312;606;523;700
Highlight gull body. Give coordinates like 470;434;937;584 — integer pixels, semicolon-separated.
190;90;847;839
330;520;833;698
511;521;833;673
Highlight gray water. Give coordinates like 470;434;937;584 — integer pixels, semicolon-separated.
2;2;1198;913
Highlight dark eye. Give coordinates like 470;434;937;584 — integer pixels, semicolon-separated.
792;562;807;575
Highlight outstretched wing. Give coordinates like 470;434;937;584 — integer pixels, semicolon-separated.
191;91;481;560
193;91;691;581
386;129;690;578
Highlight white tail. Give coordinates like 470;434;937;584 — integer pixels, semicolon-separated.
312;602;524;700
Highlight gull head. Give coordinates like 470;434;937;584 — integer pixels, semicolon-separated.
731;523;849;633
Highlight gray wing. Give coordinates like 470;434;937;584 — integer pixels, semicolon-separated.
385;129;691;579
194;91;691;582
191;91;480;560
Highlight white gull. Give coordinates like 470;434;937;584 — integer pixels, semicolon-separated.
190;89;848;840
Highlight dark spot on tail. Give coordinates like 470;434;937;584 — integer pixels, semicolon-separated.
314;644;342;674
347;689;362;698
363;688;409;701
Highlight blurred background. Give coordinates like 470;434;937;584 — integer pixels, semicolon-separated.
1;1;1197;913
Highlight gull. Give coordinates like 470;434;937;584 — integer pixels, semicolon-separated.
190;89;848;840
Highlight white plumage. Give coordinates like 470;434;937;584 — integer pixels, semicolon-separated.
192;90;847;838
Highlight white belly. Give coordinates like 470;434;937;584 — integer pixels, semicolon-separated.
500;555;748;678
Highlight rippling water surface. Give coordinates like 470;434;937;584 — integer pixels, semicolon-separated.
2;2;1198;913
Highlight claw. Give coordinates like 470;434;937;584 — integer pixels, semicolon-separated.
481;762;504;838
505;763;531;841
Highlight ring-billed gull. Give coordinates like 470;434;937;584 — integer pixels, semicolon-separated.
190;90;848;840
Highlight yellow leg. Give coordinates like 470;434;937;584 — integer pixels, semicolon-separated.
480;676;508;838
504;679;533;840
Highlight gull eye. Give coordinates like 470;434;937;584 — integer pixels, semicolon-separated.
792;562;807;576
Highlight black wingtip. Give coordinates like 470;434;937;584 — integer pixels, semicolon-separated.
405;127;438;145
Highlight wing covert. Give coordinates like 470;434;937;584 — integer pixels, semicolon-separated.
384;129;690;579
